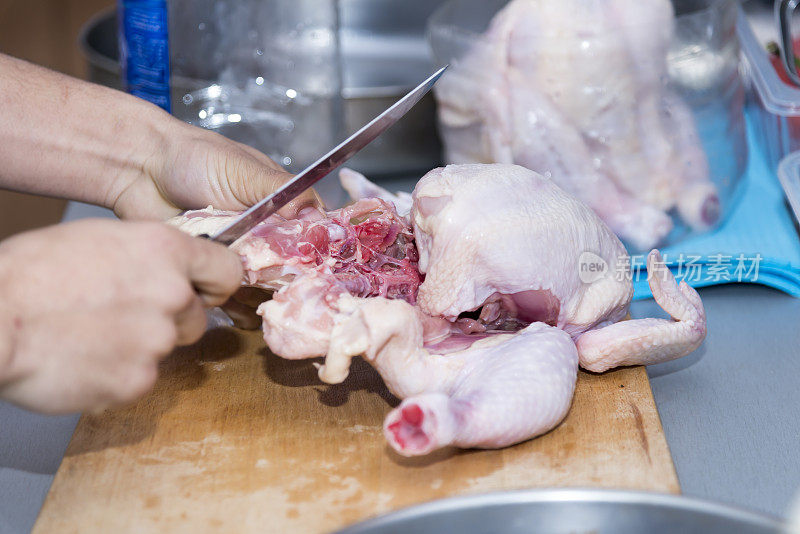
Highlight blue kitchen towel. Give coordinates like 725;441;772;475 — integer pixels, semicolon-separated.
631;121;800;300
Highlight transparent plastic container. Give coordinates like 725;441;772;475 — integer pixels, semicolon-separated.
778;150;800;223
428;0;747;252
739;7;800;173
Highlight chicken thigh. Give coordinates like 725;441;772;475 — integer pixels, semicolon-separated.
170;164;706;456
433;0;719;250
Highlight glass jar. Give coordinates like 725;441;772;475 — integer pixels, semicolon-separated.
428;0;746;252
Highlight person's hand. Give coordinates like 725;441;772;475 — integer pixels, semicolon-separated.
0;53;322;223
0;219;242;414
110;121;322;221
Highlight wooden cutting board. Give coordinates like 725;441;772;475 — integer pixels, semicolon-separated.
33;326;679;533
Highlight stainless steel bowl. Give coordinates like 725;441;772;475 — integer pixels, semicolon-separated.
337;489;783;534
79;2;444;178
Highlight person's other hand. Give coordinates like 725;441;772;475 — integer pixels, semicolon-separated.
0;219;242;414
110;122;322;221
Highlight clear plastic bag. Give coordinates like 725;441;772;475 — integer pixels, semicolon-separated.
121;0;345;205
170;1;343;176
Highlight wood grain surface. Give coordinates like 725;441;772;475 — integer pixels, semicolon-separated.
33;326;679;533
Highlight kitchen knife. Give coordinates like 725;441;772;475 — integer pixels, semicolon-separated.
204;65;448;246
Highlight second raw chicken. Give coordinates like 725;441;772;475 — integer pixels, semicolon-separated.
432;0;721;250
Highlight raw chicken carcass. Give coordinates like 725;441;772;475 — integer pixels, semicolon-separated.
173;196;421;301
433;0;719;250
171;164;706;456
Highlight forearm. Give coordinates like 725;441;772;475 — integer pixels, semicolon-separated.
0;53;176;207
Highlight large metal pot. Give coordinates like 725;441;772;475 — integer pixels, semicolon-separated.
337;489;783;534
79;4;443;179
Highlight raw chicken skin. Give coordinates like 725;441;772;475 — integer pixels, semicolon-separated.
434;0;719;250
170;164;706;456
412;164;632;336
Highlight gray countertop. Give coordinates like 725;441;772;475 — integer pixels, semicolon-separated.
638;284;800;515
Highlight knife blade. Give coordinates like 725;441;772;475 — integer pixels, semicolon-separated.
205;65;448;246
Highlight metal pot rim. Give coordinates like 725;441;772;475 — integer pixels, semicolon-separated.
78;6;119;74
337;488;783;533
